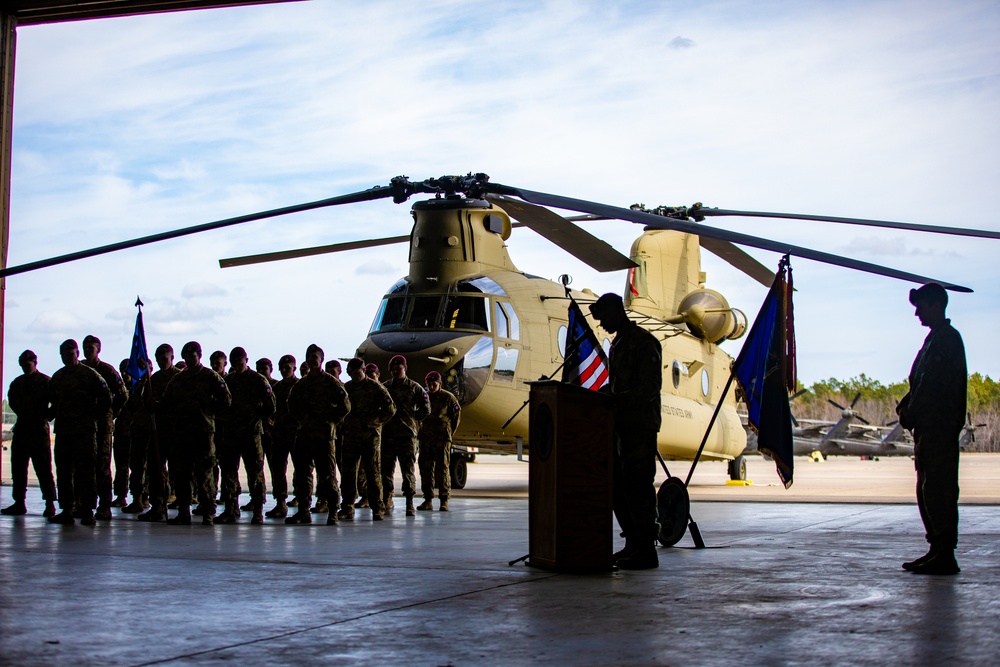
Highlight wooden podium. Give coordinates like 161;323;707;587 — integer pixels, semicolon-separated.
527;380;614;572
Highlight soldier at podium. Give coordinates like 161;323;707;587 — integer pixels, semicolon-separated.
590;293;662;570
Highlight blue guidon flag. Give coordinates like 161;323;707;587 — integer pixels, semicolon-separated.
125;297;150;392
562;299;610;391
733;255;796;488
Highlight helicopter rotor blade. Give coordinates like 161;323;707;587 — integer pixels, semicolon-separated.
850;392;862;408
487;195;636;272
220;235;412;269
694;208;1000;240
696;236;775;287
0;183;404;279
489;184;975;292
828;399;848;411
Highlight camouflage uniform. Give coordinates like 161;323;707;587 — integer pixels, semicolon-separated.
146;365;181;512
83;359;127;511
113;384;134;502
287;372;350;511
381;376;430;506
260;374;277;498
340;376;395;515
900;319;966;552
269;375;298;504
607;320;662;547
7;370;56;505
418;389;461;503
49;364;112;514
162;366;231;515
219;369;276;515
121;380;150;506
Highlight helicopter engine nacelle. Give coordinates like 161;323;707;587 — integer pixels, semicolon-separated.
674;289;747;344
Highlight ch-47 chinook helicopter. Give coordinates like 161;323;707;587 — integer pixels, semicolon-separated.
3;173;996;492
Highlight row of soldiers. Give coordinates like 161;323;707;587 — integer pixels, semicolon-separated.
1;336;461;526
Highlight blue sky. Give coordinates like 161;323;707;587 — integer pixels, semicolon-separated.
5;0;1000;388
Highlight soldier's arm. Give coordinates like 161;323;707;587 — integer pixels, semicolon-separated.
260;380;277;419
329;382;351;425
449;399;461;436
376;385;396;426
110;369;128;417
414;385;431;422
95;375;113;415
908;331;965;416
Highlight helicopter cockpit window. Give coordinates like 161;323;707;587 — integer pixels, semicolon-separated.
502;302;519;340
493;347;518;383
386;278;409;295
369;297;407;333
494;301;520;340
409;297;441;329
465;276;506;296
495;302;509;339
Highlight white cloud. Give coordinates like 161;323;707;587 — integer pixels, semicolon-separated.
355;259;399;276
181;283;228;298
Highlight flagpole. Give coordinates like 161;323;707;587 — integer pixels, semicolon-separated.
132;296;168;520
684;370;737;487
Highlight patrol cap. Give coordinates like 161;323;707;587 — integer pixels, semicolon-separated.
909;282;948;308
306;343;325;361
389;354;407;368
589;292;624;319
19;350;37;363
82;334;101;349
181;341;202;357
229;346;248;362
59;339;79;353
425;371;442;383
346;357;365;373
365;363;379;375
155;343;173;356
279;354;296;366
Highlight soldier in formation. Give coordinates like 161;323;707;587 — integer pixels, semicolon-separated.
82;335;127;521
416;371;460;512
381;355;430;516
2;350;57;517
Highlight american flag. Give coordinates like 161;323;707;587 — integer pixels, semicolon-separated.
562;299;609;391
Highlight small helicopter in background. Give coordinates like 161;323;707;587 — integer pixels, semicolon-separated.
3;173;996;509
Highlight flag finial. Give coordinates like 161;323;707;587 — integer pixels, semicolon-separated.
135;296;143;308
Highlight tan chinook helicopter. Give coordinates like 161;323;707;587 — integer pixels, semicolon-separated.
3;173;995;494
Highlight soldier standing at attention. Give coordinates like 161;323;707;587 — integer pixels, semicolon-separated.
381;355;430;517
82;335;127;521
286;344;350;525
137;344;182;522
320;358;345;513
589;293;662;570
265;354;298;519
217;347;275;524
896;283;967;576
161;341;231;525
112;359;134;508
119;359;150;514
48;339;112;526
253;357;278;512
338;359;395;521
2;350;57;518
416;371;460;512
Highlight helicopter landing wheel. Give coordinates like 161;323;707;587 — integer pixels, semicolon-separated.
450;455;468;490
657;477;690;547
728;455;747;481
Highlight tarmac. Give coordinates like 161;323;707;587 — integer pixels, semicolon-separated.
1;455;999;666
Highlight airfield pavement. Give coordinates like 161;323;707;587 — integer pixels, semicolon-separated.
1;453;998;665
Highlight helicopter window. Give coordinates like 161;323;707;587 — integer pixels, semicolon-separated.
409;297;442;329
386;278;409;295
671;360;688;389
493;347;518;383
701;368;711;396
464;276;506;296
494;302;509;339
557;325;568;357
369;297;407;333
442;295;489;331
501;302;520;340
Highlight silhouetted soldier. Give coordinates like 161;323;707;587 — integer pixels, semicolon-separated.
381;355;430;516
209;349;228;505
48;339;112;526
416;371;460;512
137;344;181;522
286;344;350;525
254;357;278;511
161;341;231;525
217;347;275;524
338;358;395;521
82;335;127;521
2;350;56;518
896;283;966;576
265;354;298;519
112;358;134;508
590;292;662;570
319;358;344;513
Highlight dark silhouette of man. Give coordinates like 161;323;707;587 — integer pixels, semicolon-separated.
896;283;966;576
2;350;56;517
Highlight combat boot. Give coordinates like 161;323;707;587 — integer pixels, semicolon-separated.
122;500;146;514
202;514;214;526
311;499;329;514
326;514;339;526
439;499;449;512
384;497;395;513
240;499;255;512
251;510;264;525
617;547;659;570
911;549;960;576
95;506;113;521
168;510;192;525
405;497;416;517
284;510;312;525
43;501;57;518
137;509;166;522
48;510;75;525
266;500;288;518
337;505;355;522
372;511;384;521
416;499;434;511
1;501;27;516
288;498;299;508
111;495;127;508
903;547;937;571
354;496;369;509
612;540;638;565
80;510;97;526
216;502;239;524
